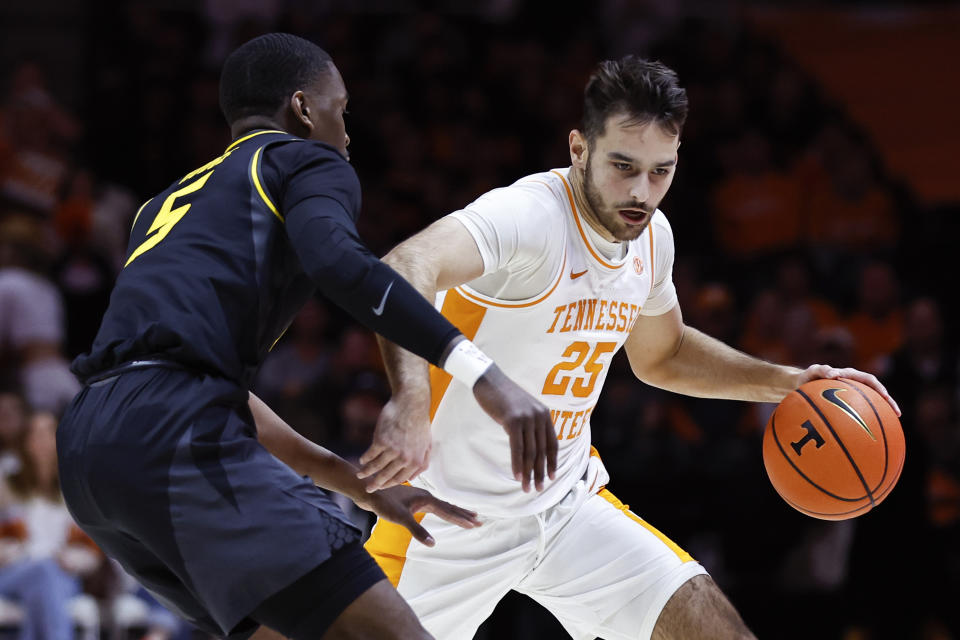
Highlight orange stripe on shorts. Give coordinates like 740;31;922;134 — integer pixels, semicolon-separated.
364;512;427;588
598;488;694;563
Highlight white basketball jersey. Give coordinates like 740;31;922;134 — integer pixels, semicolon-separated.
416;168;677;517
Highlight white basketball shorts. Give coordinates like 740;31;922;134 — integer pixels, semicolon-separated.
365;459;707;639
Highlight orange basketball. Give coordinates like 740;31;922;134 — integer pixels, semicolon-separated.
762;377;905;520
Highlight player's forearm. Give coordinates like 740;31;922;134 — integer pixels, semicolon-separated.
379;245;445;395
639;326;802;402
248;393;369;505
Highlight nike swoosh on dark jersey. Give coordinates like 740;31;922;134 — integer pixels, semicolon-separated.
372;281;394;316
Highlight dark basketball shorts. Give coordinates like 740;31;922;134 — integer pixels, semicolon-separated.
57;366;385;638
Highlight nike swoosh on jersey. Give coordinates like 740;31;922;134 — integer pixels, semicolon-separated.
570;269;588;280
372;281;394;316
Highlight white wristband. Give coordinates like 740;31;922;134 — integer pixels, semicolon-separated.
443;339;493;388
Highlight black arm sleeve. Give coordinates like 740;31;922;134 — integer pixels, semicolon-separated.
265;139;462;365
284;193;460;368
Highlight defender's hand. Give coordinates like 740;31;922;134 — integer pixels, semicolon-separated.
359;485;481;547
357;395;431;492
797;364;901;416
472;364;557;493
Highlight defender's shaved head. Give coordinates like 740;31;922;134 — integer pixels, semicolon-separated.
219;33;334;126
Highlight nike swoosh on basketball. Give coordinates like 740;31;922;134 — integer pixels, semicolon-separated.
372;281;394;316
570;269;588;280
821;387;876;440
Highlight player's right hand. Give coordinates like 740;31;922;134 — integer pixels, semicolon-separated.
357;394;431;492
472;364;557;493
360;484;482;547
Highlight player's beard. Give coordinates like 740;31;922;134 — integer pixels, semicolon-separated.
582;157;653;242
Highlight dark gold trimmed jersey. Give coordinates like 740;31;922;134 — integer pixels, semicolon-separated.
75;130;458;385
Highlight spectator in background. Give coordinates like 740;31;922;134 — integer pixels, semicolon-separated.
709;129;804;262
0;409;103;640
328;373;390;535
51;169;117;358
846;328;933;640
327;325;384;388
801;123;899;256
676;283;753;472
740;290;790;365
882;297;956;418
0;215;80;413
0;61;80;216
0;391;26;480
110;574;192;640
844;260;903;374
330;373;388;465
914;387;960;639
689;283;738;345
758;64;824;166
771;255;839;330
252;296;333;437
779;305;818;368
0;390;27;532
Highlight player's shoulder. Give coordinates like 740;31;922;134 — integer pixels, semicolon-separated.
511;169;571;208
628;209;674;255
259;137;359;205
648;209;676;260
466;169;568;221
650;209;673;237
262;136;350;169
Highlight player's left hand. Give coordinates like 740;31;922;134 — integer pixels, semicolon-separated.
358;484;481;547
797;364;901;417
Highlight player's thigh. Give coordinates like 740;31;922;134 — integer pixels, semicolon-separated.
365;513;537;639
322;579;432;640
652;574;755;640
519;488;707;640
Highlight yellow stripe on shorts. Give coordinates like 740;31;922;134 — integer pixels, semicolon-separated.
364;512;426;587
598;488;694;563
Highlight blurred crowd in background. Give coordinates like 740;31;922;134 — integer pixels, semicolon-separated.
0;1;958;639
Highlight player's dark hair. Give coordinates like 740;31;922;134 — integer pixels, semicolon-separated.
219;33;333;126
582;56;688;144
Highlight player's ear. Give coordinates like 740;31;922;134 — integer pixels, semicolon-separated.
569;129;588;169
290;91;313;132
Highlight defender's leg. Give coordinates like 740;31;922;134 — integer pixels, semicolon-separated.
321;580;432;640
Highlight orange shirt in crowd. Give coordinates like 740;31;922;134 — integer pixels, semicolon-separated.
844;310;903;373
711;170;804;258
805;181;899;251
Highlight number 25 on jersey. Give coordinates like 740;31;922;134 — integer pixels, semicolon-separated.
542;341;617;398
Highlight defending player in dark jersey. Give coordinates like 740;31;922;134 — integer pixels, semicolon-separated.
57;33;556;640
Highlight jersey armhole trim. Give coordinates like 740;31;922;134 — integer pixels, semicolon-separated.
454;249;567;309
250;146;284;223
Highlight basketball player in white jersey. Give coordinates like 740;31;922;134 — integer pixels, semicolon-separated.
356;57;900;639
